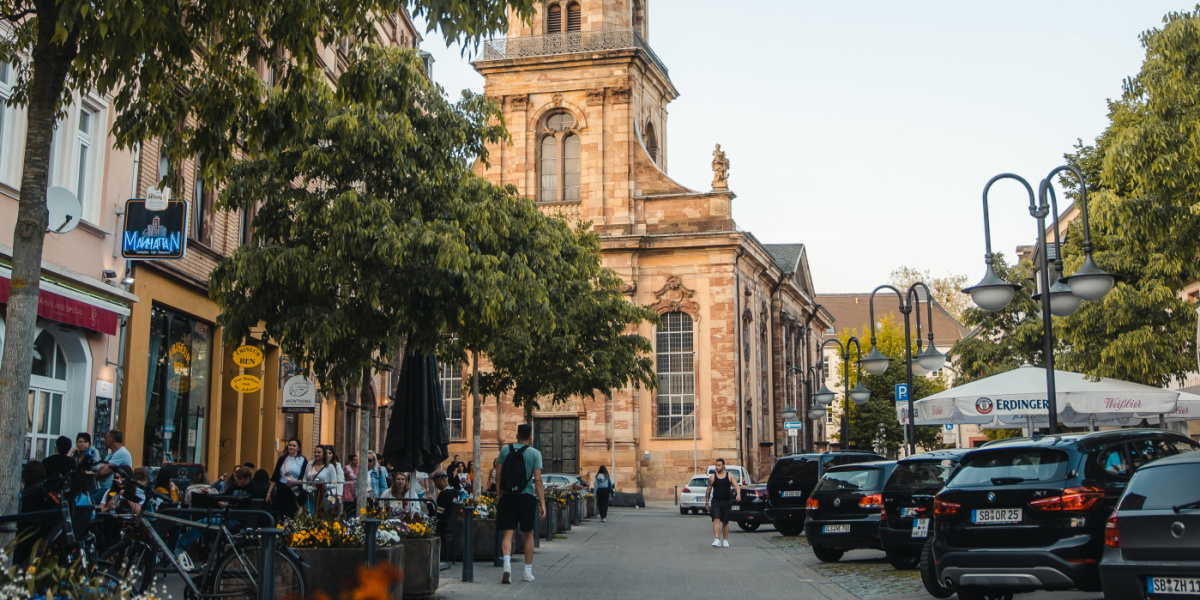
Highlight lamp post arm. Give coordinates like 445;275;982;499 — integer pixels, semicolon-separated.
907;281;938;346
847;336;864;383
868;285;904;347
1043;164;1094;254
981;173;1038;260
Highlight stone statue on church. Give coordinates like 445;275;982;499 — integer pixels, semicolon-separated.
712;143;730;190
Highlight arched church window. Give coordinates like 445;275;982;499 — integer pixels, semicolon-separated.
563;133;580;201
567;3;582;32
546;3;562;33
644;121;658;163
538;111;582;203
540;136;558;202
656;312;695;438
547;112;574;131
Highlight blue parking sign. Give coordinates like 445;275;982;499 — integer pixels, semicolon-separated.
895;383;909;403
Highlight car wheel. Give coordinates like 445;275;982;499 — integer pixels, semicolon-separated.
737;521;760;532
954;587;1012;600
919;539;954;599
811;544;844;563
885;548;920;570
680;506;688;515
775;522;802;536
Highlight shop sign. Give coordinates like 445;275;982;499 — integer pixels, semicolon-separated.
121;198;189;259
232;345;264;369
230;374;262;393
282;376;317;414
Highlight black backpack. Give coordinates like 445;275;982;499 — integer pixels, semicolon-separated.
500;444;531;494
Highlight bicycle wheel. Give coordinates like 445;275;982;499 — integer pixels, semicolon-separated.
98;539;156;593
209;543;306;600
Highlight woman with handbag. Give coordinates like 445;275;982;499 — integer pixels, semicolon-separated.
343;454;359;516
304;445;344;517
266;438;308;519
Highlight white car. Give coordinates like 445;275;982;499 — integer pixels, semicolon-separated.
679;475;710;515
540;473;582;487
706;464;754;486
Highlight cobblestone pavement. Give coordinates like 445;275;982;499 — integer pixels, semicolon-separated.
426;502;1105;600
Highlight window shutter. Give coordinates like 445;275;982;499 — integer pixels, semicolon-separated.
567;3;581;32
547;4;561;33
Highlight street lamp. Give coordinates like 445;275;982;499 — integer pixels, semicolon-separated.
964;165;1115;435
819;337;869;451
863;282;947;456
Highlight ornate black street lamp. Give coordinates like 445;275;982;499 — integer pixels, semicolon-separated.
860;282;947;456
816;337;871;450
962;165;1115;434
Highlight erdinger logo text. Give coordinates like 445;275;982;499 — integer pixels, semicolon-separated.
975;397;994;415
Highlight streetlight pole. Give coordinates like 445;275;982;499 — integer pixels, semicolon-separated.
815;338;870;451
783;366;805;455
859;283;947;456
804;365;822;451
962;166;1115;435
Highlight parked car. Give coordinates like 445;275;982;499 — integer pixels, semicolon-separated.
730;483;769;531
765;451;885;536
1100;448;1200;600
679;475;710;515
541;473;581;487
930;429;1199;600
879;449;972;572
803;460;897;562
706;464;754;486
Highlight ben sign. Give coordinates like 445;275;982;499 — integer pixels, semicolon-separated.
122;198;189;259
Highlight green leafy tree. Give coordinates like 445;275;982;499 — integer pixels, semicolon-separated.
888;266;970;322
950;254;1048;384
0;0;535;521
831;315;945;456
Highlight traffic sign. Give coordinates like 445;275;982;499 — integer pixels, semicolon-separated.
944;424;955;431
895;383;909;403
784;421;803;431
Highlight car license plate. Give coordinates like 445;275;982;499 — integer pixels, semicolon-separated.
781;491;804;497
900;507;919;518
972;508;1022;524
1149;577;1200;596
823;524;851;534
911;518;929;538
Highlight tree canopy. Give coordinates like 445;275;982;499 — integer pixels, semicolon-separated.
888;266;970;322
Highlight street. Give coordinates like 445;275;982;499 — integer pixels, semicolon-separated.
435;502;1105;600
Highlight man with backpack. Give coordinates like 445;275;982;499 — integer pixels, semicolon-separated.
496;423;546;584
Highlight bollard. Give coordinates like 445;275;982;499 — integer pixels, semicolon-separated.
566;497;573;531
675;486;679;505
258;528;283;600
462;510;475;581
363;518;381;566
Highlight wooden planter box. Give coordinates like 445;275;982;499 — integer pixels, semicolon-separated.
400;537;440;599
554;502;568;531
296;546;405;599
586;495;596;518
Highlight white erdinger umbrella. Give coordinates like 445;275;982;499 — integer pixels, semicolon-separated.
913;366;1180;425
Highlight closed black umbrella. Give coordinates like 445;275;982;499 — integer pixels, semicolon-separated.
383;353;450;472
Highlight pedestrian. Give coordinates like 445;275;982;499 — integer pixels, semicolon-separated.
485;458;498;494
343;454;359;515
448;454;464;475
153;469;180;503
16;462;54;565
184;469;219;508
99;465;145;514
227;466;265;499
380;472;423;517
465;460;475;486
42;435;76;480
304;445;343;516
430;470;460;568
593;465;615;522
496;423;546;584
252;469;271;497
365;451;388;501
266;438;308;519
93;429;132;503
705;458;741;548
67;432;91;461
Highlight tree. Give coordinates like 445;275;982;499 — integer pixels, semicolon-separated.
0;0;535;521
889;267;970;322
949;254;1048;384
831;315;945;457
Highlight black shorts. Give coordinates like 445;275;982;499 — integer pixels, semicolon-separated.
497;493;538;532
710;500;732;524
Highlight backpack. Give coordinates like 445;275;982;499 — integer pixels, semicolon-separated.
500;444;531;494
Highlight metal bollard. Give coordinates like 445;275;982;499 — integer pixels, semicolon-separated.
675;486;679;505
462;510;474;581
258;528;283;600
363;518;381;566
494;522;504;567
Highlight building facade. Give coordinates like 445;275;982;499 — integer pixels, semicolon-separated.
446;0;831;496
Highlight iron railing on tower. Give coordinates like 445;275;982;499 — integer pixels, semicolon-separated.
476;28;669;78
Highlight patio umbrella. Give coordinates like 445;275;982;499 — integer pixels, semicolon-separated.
382;353;450;473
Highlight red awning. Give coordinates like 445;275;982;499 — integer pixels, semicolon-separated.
0;276;121;335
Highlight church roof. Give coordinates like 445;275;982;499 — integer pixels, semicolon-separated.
763;244;805;274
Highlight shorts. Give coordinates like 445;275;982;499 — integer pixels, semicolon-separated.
497;493;538;532
710;500;732;524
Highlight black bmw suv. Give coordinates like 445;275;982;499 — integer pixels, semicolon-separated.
879;448;972;570
931;429;1199;600
765;451;884;536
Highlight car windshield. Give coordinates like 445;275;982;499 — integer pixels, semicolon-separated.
1121;462;1200;510
813;467;882;493
886;459;953;491
949;449;1069;488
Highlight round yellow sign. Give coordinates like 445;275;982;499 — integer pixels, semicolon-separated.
230;374;263;393
233;345;264;369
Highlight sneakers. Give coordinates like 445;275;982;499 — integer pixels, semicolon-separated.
601;518;607;523
522;570;535;582
722;539;730;548
712;537;721;547
175;550;195;571
501;566;511;584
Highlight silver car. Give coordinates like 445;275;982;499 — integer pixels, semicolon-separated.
679;475;710;515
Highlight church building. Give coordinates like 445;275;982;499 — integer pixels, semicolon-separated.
450;0;831;497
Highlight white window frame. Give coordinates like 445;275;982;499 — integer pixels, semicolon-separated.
655;311;696;438
72;104;96;214
439;361;463;440
0;63;14;183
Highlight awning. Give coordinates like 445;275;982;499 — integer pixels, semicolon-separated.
0;276;125;335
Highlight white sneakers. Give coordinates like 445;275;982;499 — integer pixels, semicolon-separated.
712;537;721;547
523;569;535;582
722;539;730;548
501;564;511;584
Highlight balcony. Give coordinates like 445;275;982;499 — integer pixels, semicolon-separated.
477;28;669;78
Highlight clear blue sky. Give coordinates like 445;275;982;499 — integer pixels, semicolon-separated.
417;1;1190;293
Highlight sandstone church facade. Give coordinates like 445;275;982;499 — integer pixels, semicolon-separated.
446;0;831;498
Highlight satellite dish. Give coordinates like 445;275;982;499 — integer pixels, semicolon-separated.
45;186;81;234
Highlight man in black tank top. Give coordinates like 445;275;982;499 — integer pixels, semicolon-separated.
705;458;741;548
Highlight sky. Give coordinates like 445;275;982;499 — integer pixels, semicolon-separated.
416;1;1190;293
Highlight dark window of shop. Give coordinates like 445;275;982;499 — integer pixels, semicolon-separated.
143;305;212;466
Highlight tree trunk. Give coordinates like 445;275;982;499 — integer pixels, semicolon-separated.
357;367;373;514
0;5;77;533
471;351;481;498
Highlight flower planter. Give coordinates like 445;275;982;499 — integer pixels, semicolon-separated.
587;495;596;518
554;502;568;531
400;537;440;599
295;546;405;599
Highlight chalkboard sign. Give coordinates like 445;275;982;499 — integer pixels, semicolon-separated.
93;396;112;442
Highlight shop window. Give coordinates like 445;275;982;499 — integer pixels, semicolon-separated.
142;306;212;466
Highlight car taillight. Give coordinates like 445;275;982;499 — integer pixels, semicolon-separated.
934;497;961;516
1105;513;1121;548
859;494;883;510
880;504;888;519
682;487;692;493
1030;487;1106;512
806;497;819;510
